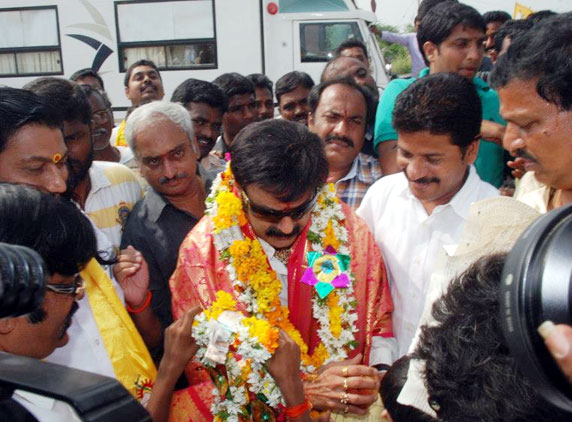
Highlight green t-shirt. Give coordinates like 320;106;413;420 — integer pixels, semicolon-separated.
373;68;506;187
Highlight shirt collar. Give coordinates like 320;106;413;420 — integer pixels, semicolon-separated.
336;155;359;185
401;165;482;219
88;163;112;195
142;187;169;223
420;67;489;92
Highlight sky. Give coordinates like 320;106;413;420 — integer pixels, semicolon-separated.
355;0;571;30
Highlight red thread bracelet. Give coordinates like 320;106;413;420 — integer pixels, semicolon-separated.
285;396;312;419
127;290;152;314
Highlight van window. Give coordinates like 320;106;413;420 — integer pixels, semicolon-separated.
116;0;217;71
0;6;62;77
300;22;362;62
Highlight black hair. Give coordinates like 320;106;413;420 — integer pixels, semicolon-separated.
212;72;255;100
482;10;512;25
246;73;274;97
308;77;375;125
415;0;457;23
0;87;62;154
0;183;97;277
275;71;315;103
414;254;569;422
380;356;439;422
69;68;105;90
24;77;92;124
171;78;228;112
417;2;485;65
393;73;481;150
490;14;572;111
526;10;557;24
80;84;112;109
493;19;533;55
333;38;368;60
123;59;162;87
230;119;328;202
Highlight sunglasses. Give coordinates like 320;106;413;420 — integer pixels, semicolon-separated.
241;190;317;224
46;275;85;301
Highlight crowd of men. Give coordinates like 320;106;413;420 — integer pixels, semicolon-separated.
1;1;572;421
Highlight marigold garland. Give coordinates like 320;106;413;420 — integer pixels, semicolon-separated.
194;163;358;422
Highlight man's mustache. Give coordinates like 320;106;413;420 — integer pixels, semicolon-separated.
514;148;537;162
159;172;188;185
405;172;439;185
325;134;355;148
266;224;302;239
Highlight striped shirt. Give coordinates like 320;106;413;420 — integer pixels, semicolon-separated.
85;161;144;252
335;153;383;210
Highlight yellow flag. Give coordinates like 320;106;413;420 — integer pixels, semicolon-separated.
514;2;534;19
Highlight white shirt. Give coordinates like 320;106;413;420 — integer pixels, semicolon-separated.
356;166;498;357
44;221;124;379
12;390;81;422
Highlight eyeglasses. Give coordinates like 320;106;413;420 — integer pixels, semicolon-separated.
46;275;85;301
241;190;317;224
92;109;111;124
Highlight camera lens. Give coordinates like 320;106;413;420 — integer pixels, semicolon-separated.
500;203;572;413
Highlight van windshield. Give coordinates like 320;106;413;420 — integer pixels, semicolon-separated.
300;22;362;62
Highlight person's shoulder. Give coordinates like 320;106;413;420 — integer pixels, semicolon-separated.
383;77;415;96
93;160;140;185
359;173;406;211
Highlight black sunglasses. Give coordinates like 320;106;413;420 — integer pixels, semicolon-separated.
241;190;317;224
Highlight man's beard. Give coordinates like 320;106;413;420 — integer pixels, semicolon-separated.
65;148;94;199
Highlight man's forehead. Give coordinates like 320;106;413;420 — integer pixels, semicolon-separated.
445;24;485;40
130;66;159;79
187;101;223;117
140;139;187;159
318;84;366;111
228;93;254;106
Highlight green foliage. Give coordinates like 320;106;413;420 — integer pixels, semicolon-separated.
372;24;412;76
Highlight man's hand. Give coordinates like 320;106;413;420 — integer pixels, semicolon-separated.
160;307;201;374
114;245;149;308
538;321;572;383
480;120;506;146
305;354;379;415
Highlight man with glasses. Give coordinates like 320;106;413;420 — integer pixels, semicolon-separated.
170;119;394;420
25;77;143;251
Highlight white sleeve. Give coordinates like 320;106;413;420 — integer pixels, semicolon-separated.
381;31;410;46
368;336;397;366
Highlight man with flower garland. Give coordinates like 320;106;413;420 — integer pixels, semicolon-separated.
170;119;395;420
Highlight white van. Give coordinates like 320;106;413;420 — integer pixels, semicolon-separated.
0;0;388;113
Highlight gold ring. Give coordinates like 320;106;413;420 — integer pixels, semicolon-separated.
340;392;349;405
343;378;348;391
344;405;349;414
342;366;349;377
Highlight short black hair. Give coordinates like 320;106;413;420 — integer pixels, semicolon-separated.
482;10;512;25
380;356;439;422
230;119;328;202
171;78;228;112
490;14;572;111
24;77;92;124
0;183;97;276
212;72;255;101
393;73;481;150
493;19;533;54
415;0;457;23
308;77;375;125
526;10;557;24
275;71;315;103
124;59;161;87
69;68;105;90
0;87;62;154
334;38;368;60
246;73;274;97
80;84;112;109
417;2;485;65
414;254;570;422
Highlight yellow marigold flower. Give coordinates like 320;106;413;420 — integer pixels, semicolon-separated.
243;317;280;353
328;183;335;192
323;220;340;251
205;290;237;320
306;343;329;368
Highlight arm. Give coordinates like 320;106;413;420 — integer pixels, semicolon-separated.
266;331;311;422
480;120;506;146
381;31;411;46
114;246;163;350
146;307;201;422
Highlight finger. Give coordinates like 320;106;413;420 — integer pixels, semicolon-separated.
339;364;378;378
344;375;378;390
538;322;572;382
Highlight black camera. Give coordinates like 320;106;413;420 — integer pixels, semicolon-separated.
0;243;151;422
500;203;572;413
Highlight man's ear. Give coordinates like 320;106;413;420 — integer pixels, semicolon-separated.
423;41;438;64
307;112;315;129
464;137;480;164
0;318;16;335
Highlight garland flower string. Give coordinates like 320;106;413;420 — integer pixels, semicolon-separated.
194;164;358;421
